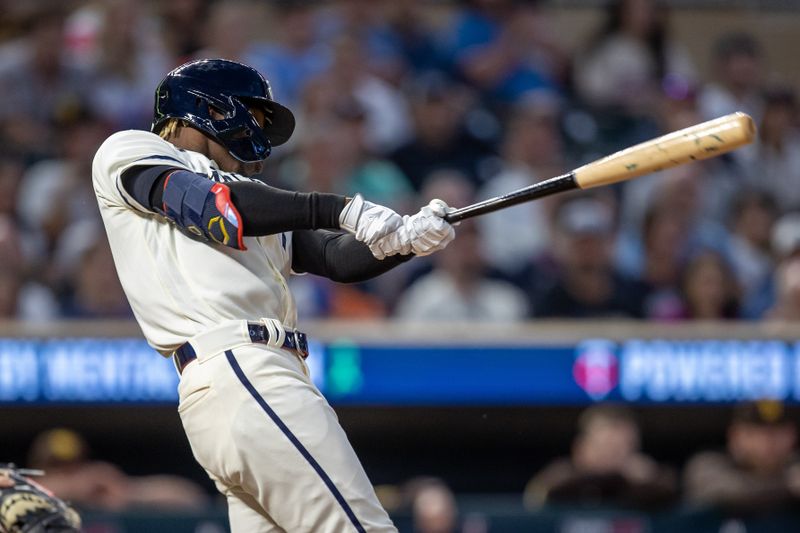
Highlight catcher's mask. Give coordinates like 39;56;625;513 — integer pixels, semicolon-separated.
151;58;295;163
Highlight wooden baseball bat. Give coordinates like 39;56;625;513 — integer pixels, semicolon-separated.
444;112;756;224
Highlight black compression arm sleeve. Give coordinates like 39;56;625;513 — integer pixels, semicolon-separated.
120;165;347;235
292;230;412;283
121;164;173;208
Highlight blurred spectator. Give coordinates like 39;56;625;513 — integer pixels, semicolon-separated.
0;7;89;161
698;32;764;167
16;103;108;276
0;214;58;320
0;158;60;318
287;124;396;326
59;235;132;319
156;0;210;61
772;213;800;261
632;201;687;319
195;0;316;117
698;32;765;125
366;169;478;314
285;97;415;319
395;219;528;321
419;169;477;215
319;0;409;83
744;211;800;318
194;0;258;63
478;96;565;275
616;79;703;231
746;86;800;212
766;257;800;321
251;2;332;106
617;163;728;287
524;404;677;510
65;0;171;130
676;248;740;320
573;0;695;117
400;477;491;533
0;156;24;219
684;400;800;514
300;34;412;153
446;0;562;104
283;98;413;211
0;267;24;319
533;197;645;318
406;477;459;533
726;190;778;310
615;75;751;234
279;123;345;192
390;72;497;190
336;99;415;210
28;428;208;511
289;274;387;319
381;2;448;76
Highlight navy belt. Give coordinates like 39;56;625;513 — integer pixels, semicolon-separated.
174;322;309;374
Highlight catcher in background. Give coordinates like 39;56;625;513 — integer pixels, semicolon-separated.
0;465;81;533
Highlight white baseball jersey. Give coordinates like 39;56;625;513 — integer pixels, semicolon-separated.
92;130;297;354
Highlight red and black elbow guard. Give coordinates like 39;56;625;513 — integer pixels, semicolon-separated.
160;170;246;250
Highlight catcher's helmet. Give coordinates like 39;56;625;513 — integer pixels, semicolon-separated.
152;59;295;163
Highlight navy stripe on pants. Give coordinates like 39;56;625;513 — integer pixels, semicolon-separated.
225;350;366;533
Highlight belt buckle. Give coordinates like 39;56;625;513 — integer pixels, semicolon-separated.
293;328;309;360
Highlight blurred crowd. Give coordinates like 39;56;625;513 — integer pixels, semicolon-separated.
395;400;800;533
18;399;800;531
23;428;209;512
0;0;799;322
524;401;800;514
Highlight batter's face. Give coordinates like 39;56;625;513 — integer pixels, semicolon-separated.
206;106;267;176
207;138;264;176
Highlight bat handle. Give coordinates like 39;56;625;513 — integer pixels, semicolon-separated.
443;202;497;224
443;173;578;224
443;210;467;224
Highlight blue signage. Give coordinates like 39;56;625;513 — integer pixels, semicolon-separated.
0;337;798;405
618;339;798;403
324;338;800;405
0;339;178;403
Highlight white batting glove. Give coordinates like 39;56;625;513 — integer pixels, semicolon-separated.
339;194;405;259
407;199;456;256
371;199;456;258
369;218;413;258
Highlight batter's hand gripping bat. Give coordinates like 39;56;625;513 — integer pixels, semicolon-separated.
443;112;756;224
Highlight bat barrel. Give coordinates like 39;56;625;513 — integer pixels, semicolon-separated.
442;112;756;225
572;112;756;189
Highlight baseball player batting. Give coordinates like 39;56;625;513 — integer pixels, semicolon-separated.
92;59;455;532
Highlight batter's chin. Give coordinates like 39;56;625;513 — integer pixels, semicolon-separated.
228;160;263;177
245;161;265;176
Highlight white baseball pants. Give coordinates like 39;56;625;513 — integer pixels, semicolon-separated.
176;322;397;532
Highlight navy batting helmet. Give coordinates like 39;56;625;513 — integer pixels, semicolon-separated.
152;59;295;163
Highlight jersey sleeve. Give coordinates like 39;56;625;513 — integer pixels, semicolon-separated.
92;130;193;213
